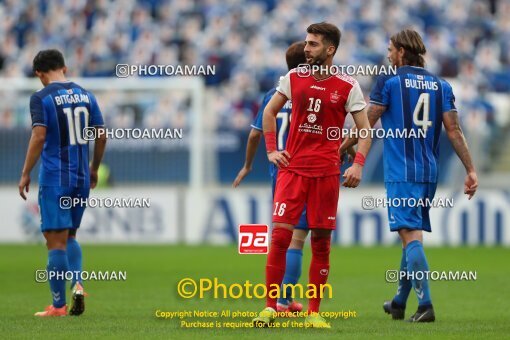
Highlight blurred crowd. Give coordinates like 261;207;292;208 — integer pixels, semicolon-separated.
0;0;508;137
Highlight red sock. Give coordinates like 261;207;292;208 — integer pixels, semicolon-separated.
265;227;293;309
308;235;331;313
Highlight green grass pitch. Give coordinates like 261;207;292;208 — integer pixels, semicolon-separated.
0;245;509;339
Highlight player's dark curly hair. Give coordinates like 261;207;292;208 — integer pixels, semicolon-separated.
286;41;306;70
32;49;66;73
390;29;426;67
307;22;341;55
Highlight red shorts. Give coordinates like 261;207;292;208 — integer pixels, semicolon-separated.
272;170;340;229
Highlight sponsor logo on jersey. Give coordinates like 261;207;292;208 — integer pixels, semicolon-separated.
298;123;323;135
330;90;340;103
310;85;326;91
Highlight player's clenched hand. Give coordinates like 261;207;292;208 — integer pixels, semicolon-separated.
342;164;362;188
232;166;251;188
18;173;30;200
464;171;478;200
267;150;291;168
90;168;98;189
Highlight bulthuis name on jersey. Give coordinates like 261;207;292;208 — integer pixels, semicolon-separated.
404;78;439;90
54;93;90;106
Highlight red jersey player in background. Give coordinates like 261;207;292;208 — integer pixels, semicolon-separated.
253;22;372;328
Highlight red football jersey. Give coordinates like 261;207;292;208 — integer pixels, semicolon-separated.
276;68;366;177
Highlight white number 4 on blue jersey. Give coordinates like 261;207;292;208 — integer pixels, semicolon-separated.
412;93;432;133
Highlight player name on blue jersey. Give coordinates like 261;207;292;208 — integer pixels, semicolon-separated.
54;92;91;106
404;78;439;91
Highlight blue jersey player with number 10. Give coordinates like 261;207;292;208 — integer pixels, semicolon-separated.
342;29;478;322
18;49;107;317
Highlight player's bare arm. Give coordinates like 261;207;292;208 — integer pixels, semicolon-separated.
90;126;107;189
343;106;372;188
442;109;478;199
18;126;46;200
232;128;262;188
340;103;385;153
263;92;290;168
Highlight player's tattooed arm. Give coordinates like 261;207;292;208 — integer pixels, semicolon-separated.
443;110;478;199
263;93;290;168
19;126;46;200
340;103;385;152
367;103;386;126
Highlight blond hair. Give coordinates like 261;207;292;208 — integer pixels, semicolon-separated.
390;29;426;67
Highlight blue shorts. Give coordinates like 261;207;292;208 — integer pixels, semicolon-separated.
385;182;437;232
272;169;308;230
38;186;90;232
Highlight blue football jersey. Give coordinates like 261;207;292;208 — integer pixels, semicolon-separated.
370;66;456;183
251;87;292;150
251;87;292;177
30;81;104;187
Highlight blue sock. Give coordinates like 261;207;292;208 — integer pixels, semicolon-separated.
47;249;69;308
393;247;412;307
405;240;432;307
278;249;303;305
66;237;82;288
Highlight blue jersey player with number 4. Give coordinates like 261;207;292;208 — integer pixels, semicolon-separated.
18;49;107;317
341;29;478;322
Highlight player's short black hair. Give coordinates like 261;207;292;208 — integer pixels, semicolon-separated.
306;22;341;55
32;49;66;73
286;41;306;70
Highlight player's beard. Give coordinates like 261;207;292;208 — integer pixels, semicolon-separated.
307;50;328;66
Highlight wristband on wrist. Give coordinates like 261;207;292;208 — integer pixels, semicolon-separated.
264;132;277;152
353;152;366;166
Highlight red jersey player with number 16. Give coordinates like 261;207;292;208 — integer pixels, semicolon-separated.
253;22;372;329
